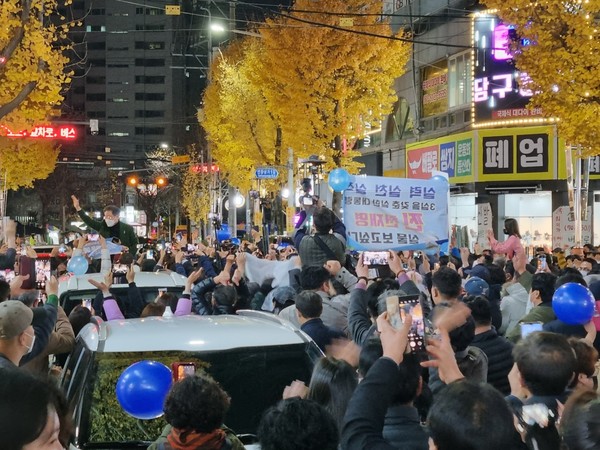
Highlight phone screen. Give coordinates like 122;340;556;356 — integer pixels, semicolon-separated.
171;362;196;381
3;269;15;283
400;297;426;356
81;299;92;310
88;233;99;242
302;196;313;206
35;259;51;290
521;322;543;339
363;251;389;266
112;264;128;273
147;250;154;259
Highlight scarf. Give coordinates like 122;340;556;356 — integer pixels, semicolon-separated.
166;428;227;450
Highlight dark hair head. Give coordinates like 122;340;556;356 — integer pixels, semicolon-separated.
295;291;323;319
164;373;230;433
300;266;331;290
156;292;179;313
448;316;476;352
431;267;462;300
307;357;357;432
504;218;521;238
358;337;383;378
486;263;506;285
0;369;71;448
103;205;121;216
141;259;156;272
313;207;335;234
428;380;519;450
513;332;576;396
140;303;166;317
257;398;339;450
568;337;599;389
560;389;600;450
119;253;133;265
531;272;558;304
366;279;399;318
465;295;492;327
68;305;92;337
212;285;237;309
0;279;10;302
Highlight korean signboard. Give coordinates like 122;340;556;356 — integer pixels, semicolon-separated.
406;126;556;182
421;60;448;118
477;126;556;181
405;131;474;183
477;203;492;249
0;125;78;140
472;13;546;127
343;175;449;251
552;206;592;249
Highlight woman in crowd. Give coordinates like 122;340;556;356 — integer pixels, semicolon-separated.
487;218;525;260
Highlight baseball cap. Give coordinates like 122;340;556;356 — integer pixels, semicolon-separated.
0;300;33;339
464;277;490;297
465;264;490;282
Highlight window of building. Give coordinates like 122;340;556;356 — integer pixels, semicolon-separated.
135;75;165;84
135;41;165;50
448;51;471;109
85;25;106;32
135;24;164;31
135;59;165;67
86;93;106;101
107;81;129;85
88;111;106;118
87;42;106;50
135;92;165;101
107;115;128;119
107;64;129;68
135;127;165;135
108;46;129;51
135;110;165;118
108;98;129;103
108;132;130;137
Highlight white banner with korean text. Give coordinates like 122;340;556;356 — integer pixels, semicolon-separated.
343;175;449;251
552;206;592;250
477;203;492;250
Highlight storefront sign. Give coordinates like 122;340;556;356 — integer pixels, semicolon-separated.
422;60;448;118
406;132;474;183
472;13;548;128
478;127;555;181
0;125;78;140
552;206;592;249
343;175;449;251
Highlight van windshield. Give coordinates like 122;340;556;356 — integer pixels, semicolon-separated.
79;344;318;445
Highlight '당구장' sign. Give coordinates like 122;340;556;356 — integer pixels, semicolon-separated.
343;175;449;251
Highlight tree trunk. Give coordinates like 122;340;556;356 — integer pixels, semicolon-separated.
331;135;343;218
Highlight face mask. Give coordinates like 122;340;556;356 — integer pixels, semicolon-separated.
105;219;117;227
503;228;509;235
23;332;35;354
580;269;590;277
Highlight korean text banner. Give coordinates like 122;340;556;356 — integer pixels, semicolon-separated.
343;175;449;251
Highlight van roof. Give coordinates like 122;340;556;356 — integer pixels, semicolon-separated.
80;313;308;353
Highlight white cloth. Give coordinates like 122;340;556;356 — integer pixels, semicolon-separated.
243;254;298;288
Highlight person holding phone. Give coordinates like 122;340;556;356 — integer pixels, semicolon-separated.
71;194;138;253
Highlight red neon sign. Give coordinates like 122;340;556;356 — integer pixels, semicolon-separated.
0;125;77;140
190;164;219;173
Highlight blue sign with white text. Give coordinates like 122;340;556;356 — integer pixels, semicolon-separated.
255;167;279;179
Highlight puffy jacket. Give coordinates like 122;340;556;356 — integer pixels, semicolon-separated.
499;282;529;336
470;328;514;395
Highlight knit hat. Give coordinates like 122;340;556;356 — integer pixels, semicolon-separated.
0;301;33;339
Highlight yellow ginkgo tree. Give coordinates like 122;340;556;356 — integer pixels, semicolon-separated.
200;0;412;212
484;0;600;155
0;0;73;130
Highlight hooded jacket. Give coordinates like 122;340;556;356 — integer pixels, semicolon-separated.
499;282;529;336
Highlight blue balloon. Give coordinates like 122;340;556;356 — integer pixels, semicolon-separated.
230;237;241;246
552;283;595;325
328;168;351;192
67;255;89;276
430;175;449;184
116;361;172;420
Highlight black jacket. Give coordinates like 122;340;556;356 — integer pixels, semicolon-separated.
471;328;514;395
382;405;428;450
301;318;345;353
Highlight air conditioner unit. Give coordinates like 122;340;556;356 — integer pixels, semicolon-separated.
484;184;541;195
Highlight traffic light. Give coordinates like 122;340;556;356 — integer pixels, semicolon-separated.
156;175;168;187
127;175;139;187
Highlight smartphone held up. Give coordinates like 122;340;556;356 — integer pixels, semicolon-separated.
385;294;426;357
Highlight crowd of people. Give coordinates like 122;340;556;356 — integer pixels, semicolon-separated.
0;196;599;450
